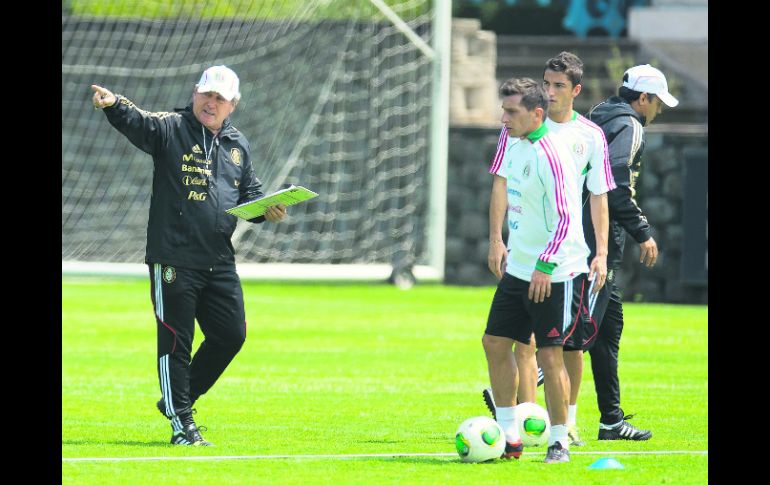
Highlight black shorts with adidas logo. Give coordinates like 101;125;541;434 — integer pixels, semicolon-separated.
485;272;588;348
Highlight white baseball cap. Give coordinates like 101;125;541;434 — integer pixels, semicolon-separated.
622;64;679;108
196;65;240;101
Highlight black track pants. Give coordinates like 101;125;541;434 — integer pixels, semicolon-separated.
149;263;247;417
587;278;625;425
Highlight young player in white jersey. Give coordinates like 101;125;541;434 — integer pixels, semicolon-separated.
483;77;589;464
484;52;615;447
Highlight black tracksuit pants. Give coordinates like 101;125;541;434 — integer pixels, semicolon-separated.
587;271;625;426
148;263;247;418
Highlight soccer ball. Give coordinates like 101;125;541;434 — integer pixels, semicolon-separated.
455;416;505;463
516;402;550;447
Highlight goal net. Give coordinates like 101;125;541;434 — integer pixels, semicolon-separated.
62;0;447;281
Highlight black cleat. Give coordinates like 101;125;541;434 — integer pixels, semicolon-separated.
171;422;212;446
544;441;570;463
158;397;206;445
502;439;523;459
598;414;652;441
482;388;497;420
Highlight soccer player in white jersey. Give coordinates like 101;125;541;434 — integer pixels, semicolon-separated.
482;52;616;447
482;77;588;464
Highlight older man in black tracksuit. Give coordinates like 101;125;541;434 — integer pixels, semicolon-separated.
91;66;286;446
582;64;678;441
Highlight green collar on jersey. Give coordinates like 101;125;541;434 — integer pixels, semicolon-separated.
571;110;578;121
526;123;549;143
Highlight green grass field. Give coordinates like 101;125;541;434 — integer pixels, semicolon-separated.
62;278;707;483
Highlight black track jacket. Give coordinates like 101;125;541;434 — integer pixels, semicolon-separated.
584;96;652;269
103;96;265;270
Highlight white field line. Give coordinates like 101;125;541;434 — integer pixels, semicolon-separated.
63;450;708;463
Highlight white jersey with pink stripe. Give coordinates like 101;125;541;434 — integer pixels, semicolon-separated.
492;124;589;283
546;112;616;195
489;111;616;195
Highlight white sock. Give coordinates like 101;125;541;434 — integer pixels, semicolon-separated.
549;424;569;449
568;405;577;427
599;419;623;430
496;406;520;443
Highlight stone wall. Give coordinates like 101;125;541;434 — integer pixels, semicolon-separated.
450;18;499;125
445;125;708;304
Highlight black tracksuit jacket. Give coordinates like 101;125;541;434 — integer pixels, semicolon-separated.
584;96;652;269
103;96;265;270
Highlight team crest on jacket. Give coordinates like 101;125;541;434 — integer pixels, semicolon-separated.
162;266;176;284
573;142;585;157
230;148;242;166
522;162;531;178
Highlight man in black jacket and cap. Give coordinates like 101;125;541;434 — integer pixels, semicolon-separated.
583;64;678;441
91;65;287;446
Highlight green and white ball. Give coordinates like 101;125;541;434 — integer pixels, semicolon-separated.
455;416;505;462
516;402;550;447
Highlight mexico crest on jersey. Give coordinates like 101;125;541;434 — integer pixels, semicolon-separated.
573;142;586;157
230;148;242;166
522;162;531;178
